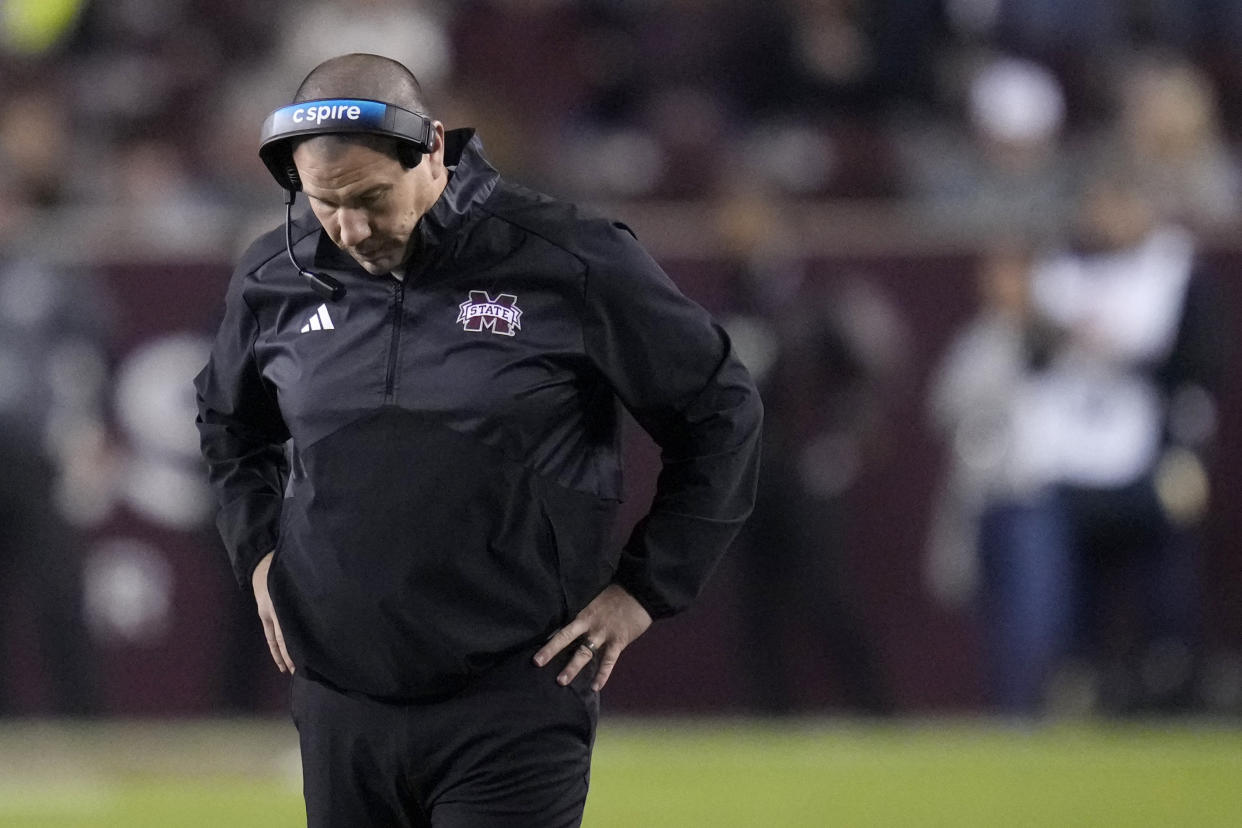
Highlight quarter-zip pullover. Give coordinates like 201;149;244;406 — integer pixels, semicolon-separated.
195;129;762;700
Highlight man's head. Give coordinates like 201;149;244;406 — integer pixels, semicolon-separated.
289;54;447;275
1073;154;1160;254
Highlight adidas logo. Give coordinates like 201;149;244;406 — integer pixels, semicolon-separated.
300;304;335;333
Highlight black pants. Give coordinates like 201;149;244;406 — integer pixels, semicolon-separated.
291;646;598;827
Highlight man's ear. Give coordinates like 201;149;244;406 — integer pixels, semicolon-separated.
429;121;446;158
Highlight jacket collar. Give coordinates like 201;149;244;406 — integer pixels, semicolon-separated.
312;128;499;274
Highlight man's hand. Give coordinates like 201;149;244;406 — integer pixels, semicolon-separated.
252;552;295;674
534;584;652;691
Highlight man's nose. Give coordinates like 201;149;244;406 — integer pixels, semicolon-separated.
338;208;372;248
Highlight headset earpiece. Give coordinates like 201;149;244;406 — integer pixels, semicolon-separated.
283;160;302;191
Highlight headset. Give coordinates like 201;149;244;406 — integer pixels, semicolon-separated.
258;98;437;300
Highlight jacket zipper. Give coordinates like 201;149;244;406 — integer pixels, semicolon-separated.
384;277;405;402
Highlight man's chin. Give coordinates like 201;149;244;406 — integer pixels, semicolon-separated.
352;254;390;275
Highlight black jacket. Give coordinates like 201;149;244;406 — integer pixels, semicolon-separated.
194;130;762;700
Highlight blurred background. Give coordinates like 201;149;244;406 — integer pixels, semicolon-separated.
3;0;1242;730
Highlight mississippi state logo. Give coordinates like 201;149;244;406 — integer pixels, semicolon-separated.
457;290;522;336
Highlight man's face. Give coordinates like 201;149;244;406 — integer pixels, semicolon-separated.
293;128;446;275
1076;180;1155;253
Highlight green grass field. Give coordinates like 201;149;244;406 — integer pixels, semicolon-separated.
0;718;1238;827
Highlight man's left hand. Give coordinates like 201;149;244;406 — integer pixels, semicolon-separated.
534;584;652;691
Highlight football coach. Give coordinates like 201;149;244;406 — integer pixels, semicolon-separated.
195;53;762;827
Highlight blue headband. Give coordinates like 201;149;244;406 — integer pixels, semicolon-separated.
258;98;434;190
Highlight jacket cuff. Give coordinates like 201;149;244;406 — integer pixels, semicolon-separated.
234;545;274;592
612;552;676;620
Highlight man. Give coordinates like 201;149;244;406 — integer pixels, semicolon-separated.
194;53;762;826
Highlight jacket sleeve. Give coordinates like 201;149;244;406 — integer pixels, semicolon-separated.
581;223;763;618
194;261;291;590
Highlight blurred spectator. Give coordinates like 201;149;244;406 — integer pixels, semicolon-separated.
778;0;943;115
949;0;1242;62
720;194;903;714
549;0;924;201
927;158;1228;715
93;138;237;257
528;0;730;198
1117;55;1241;229
0;88;74;211
925;241;1038;611
198;65;294;215
895;54;1079;242
273;0;452;91
0;241;112;715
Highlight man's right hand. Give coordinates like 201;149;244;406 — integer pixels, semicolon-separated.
252;552;296;674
